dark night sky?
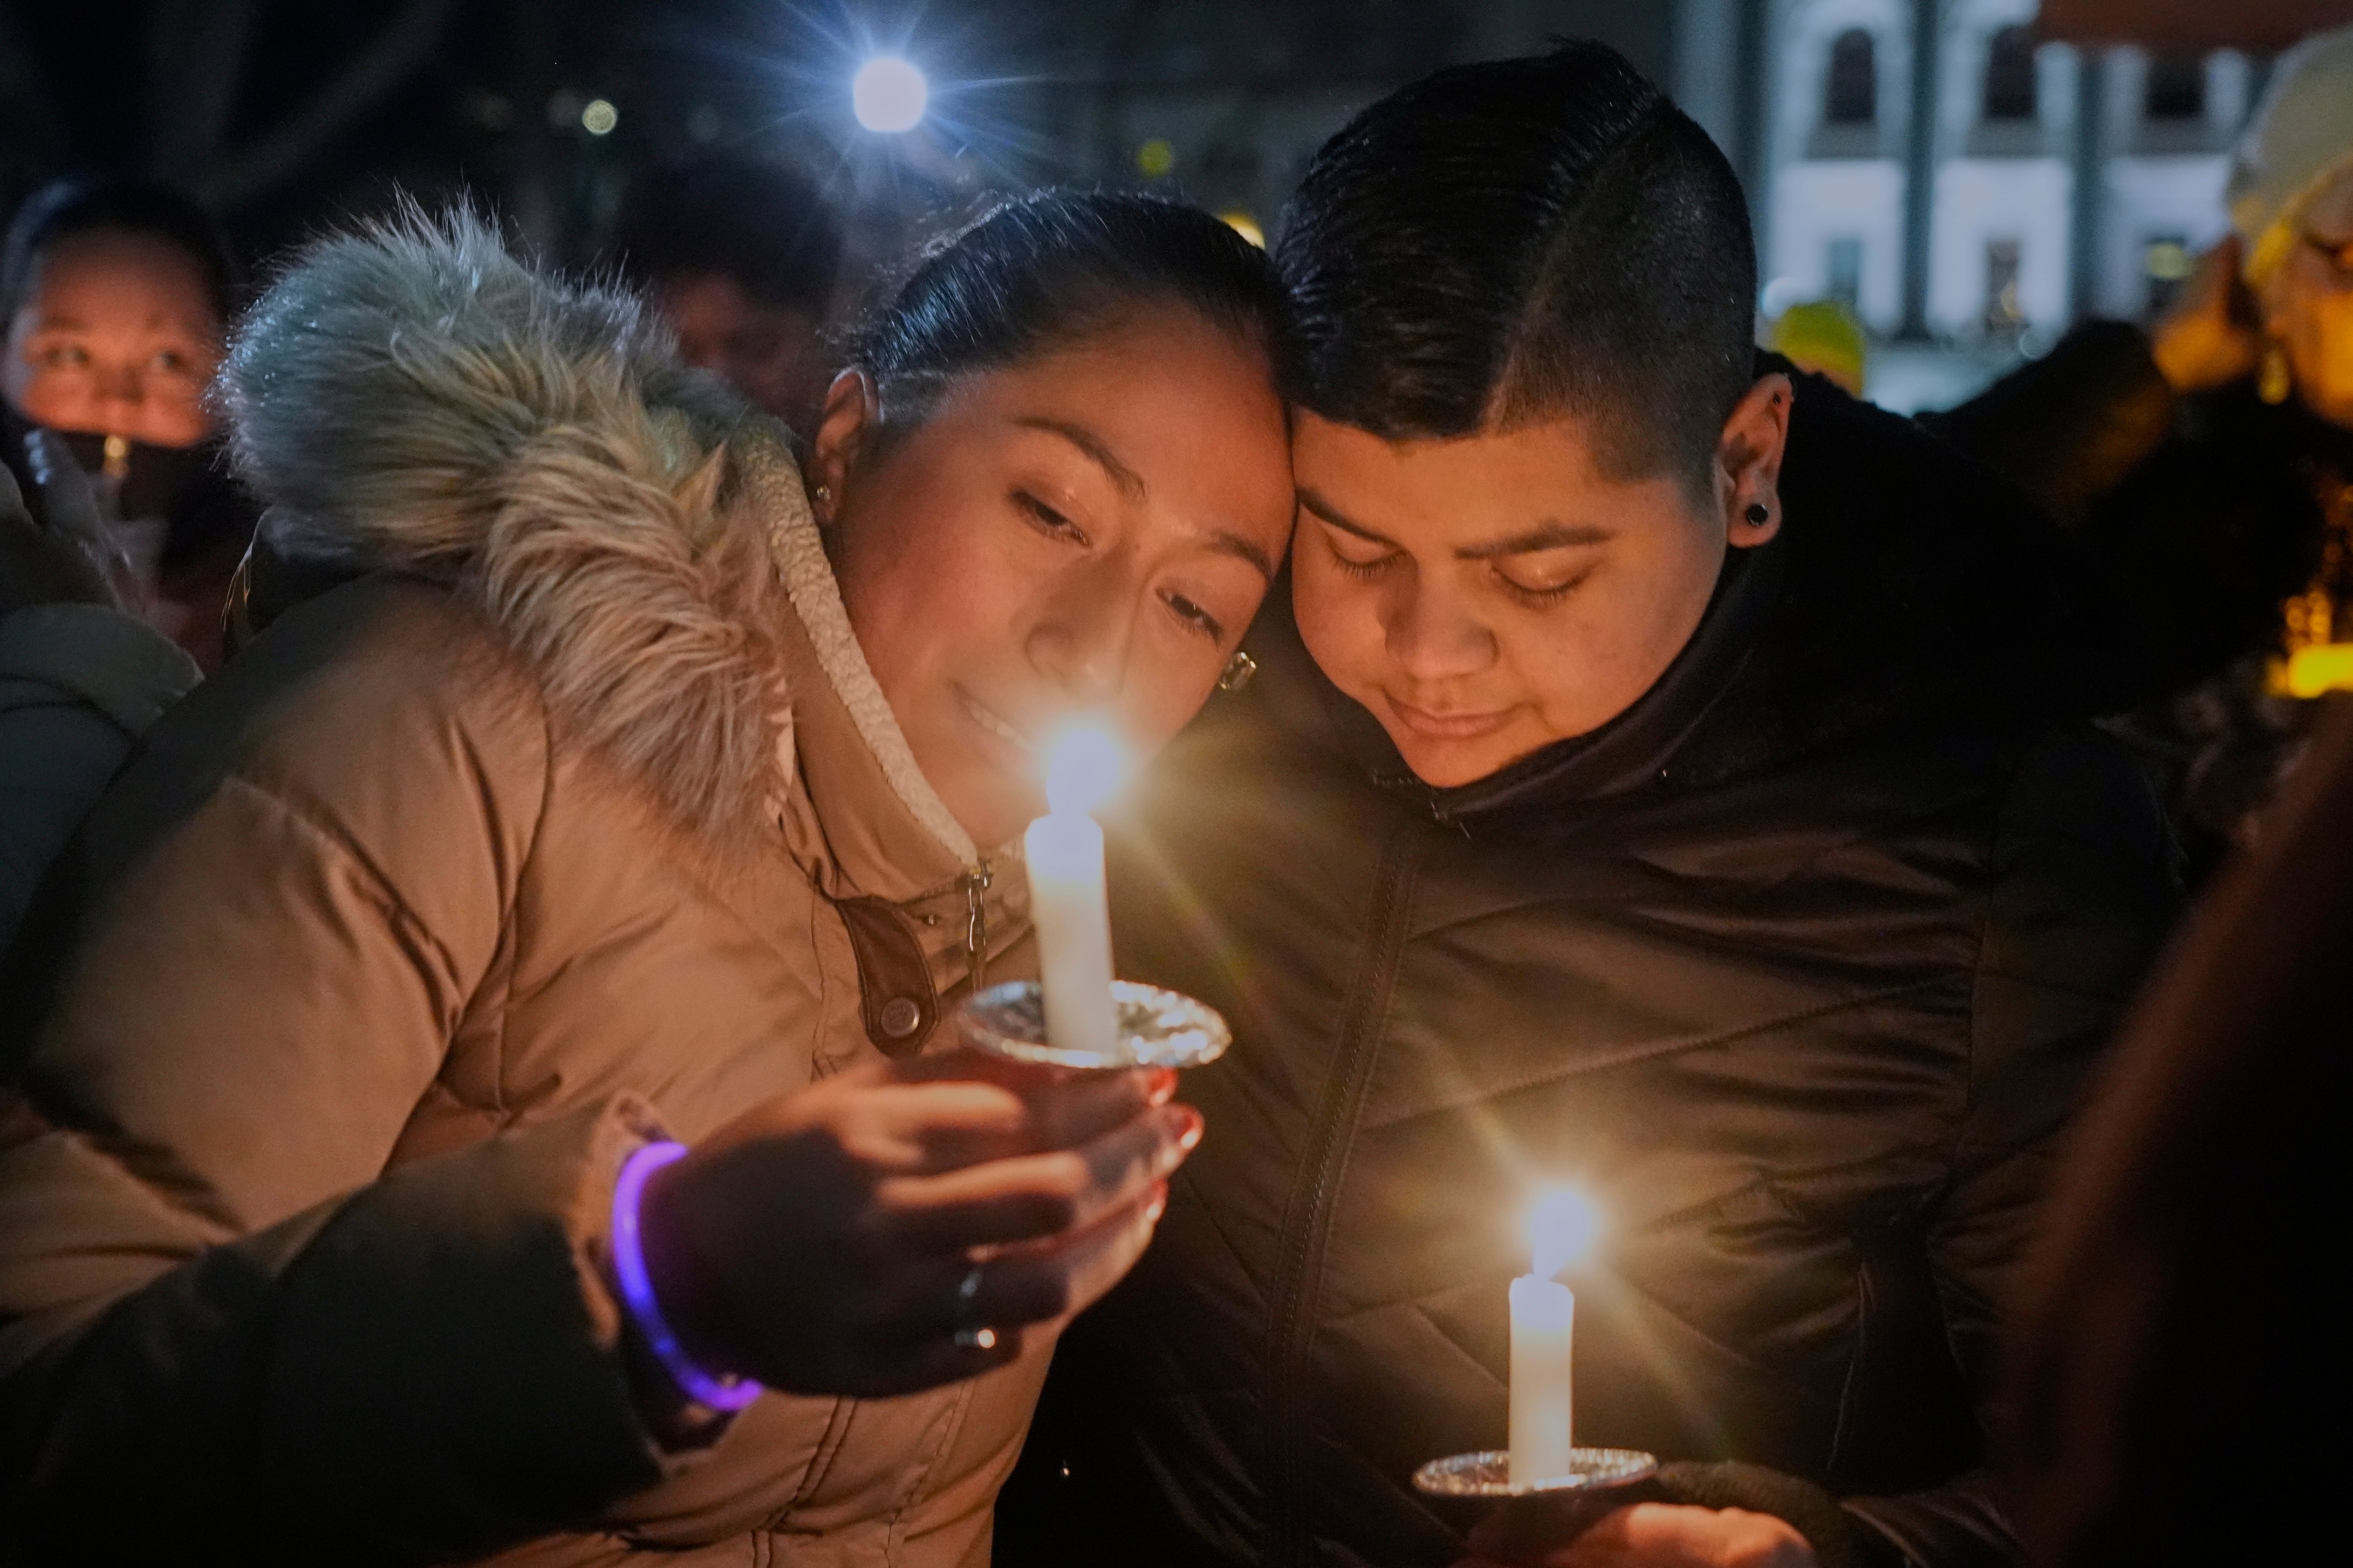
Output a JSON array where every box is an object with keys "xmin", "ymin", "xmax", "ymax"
[{"xmin": 0, "ymin": 2, "xmax": 1676, "ymax": 276}]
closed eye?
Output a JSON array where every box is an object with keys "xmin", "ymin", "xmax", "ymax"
[
  {"xmin": 1013, "ymin": 488, "xmax": 1089, "ymax": 546},
  {"xmin": 1162, "ymin": 589, "xmax": 1224, "ymax": 642},
  {"xmin": 1322, "ymin": 526, "xmax": 1399, "ymax": 579},
  {"xmin": 1491, "ymin": 561, "xmax": 1594, "ymax": 605}
]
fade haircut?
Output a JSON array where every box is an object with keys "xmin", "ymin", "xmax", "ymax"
[{"xmin": 1275, "ymin": 41, "xmax": 1758, "ymax": 495}]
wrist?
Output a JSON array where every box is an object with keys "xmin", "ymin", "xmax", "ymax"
[{"xmin": 610, "ymin": 1140, "xmax": 760, "ymax": 1412}]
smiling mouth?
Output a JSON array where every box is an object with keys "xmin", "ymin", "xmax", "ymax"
[
  {"xmin": 956, "ymin": 685, "xmax": 1036, "ymax": 756},
  {"xmin": 1383, "ymin": 695, "xmax": 1516, "ymax": 742}
]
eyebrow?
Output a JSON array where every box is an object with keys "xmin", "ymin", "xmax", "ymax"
[
  {"xmin": 1298, "ymin": 487, "xmax": 1612, "ymax": 560},
  {"xmin": 1204, "ymin": 528, "xmax": 1277, "ymax": 581},
  {"xmin": 1015, "ymin": 416, "xmax": 1145, "ymax": 501},
  {"xmin": 33, "ymin": 313, "xmax": 208, "ymax": 337},
  {"xmin": 1021, "ymin": 414, "xmax": 1275, "ymax": 580}
]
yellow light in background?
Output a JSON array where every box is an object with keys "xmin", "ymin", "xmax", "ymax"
[
  {"xmin": 581, "ymin": 98, "xmax": 618, "ymax": 136},
  {"xmin": 1527, "ymin": 1188, "xmax": 1598, "ymax": 1279},
  {"xmin": 1042, "ymin": 721, "xmax": 1129, "ymax": 817},
  {"xmin": 1136, "ymin": 138, "xmax": 1176, "ymax": 179},
  {"xmin": 2279, "ymin": 644, "xmax": 2353, "ymax": 697},
  {"xmin": 1220, "ymin": 211, "xmax": 1265, "ymax": 248},
  {"xmin": 2146, "ymin": 239, "xmax": 2192, "ymax": 281}
]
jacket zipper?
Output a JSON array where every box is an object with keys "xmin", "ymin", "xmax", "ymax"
[
  {"xmin": 1262, "ymin": 814, "xmax": 1428, "ymax": 1567},
  {"xmin": 958, "ymin": 863, "xmax": 993, "ymax": 991}
]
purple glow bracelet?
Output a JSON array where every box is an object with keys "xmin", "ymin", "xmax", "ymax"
[{"xmin": 610, "ymin": 1140, "xmax": 762, "ymax": 1412}]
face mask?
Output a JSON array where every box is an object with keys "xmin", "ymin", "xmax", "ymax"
[{"xmin": 51, "ymin": 428, "xmax": 214, "ymax": 525}]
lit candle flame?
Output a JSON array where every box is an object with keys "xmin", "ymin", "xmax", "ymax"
[
  {"xmin": 1528, "ymin": 1187, "xmax": 1598, "ymax": 1280},
  {"xmin": 1043, "ymin": 721, "xmax": 1128, "ymax": 817}
]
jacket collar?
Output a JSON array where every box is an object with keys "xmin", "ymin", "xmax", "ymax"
[{"xmin": 746, "ymin": 449, "xmax": 1004, "ymax": 903}]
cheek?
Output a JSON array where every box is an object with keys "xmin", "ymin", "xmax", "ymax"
[
  {"xmin": 1121, "ymin": 665, "xmax": 1223, "ymax": 764},
  {"xmin": 836, "ymin": 490, "xmax": 1023, "ymax": 693},
  {"xmin": 1291, "ymin": 553, "xmax": 1387, "ymax": 685},
  {"xmin": 2289, "ymin": 286, "xmax": 2353, "ymax": 397}
]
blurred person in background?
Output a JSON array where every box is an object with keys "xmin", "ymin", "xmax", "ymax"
[
  {"xmin": 1936, "ymin": 26, "xmax": 2353, "ymax": 876},
  {"xmin": 0, "ymin": 434, "xmax": 198, "ymax": 948},
  {"xmin": 608, "ymin": 153, "xmax": 846, "ymax": 436},
  {"xmin": 0, "ymin": 176, "xmax": 254, "ymax": 673},
  {"xmin": 2003, "ymin": 692, "xmax": 2352, "ymax": 1568},
  {"xmin": 0, "ymin": 192, "xmax": 1293, "ymax": 1565}
]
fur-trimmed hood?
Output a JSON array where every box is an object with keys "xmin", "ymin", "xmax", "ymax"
[{"xmin": 219, "ymin": 210, "xmax": 975, "ymax": 864}]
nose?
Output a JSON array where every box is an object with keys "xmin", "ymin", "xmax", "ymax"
[
  {"xmin": 1382, "ymin": 575, "xmax": 1495, "ymax": 684},
  {"xmin": 92, "ymin": 360, "xmax": 143, "ymax": 412},
  {"xmin": 1025, "ymin": 551, "xmax": 1142, "ymax": 703}
]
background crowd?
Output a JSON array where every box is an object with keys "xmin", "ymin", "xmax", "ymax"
[{"xmin": 0, "ymin": 6, "xmax": 2348, "ymax": 1568}]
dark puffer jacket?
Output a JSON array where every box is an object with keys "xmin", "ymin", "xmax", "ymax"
[{"xmin": 1004, "ymin": 373, "xmax": 2180, "ymax": 1568}]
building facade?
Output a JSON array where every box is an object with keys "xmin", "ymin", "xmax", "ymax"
[{"xmin": 1752, "ymin": 0, "xmax": 2255, "ymax": 343}]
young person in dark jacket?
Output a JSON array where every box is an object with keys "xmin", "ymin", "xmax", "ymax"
[{"xmin": 1002, "ymin": 43, "xmax": 2178, "ymax": 1568}]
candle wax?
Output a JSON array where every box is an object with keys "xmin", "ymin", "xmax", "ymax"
[
  {"xmin": 1024, "ymin": 808, "xmax": 1118, "ymax": 1059},
  {"xmin": 1508, "ymin": 1274, "xmax": 1574, "ymax": 1486}
]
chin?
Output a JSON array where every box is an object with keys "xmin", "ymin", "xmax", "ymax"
[{"xmin": 1388, "ymin": 733, "xmax": 1516, "ymax": 791}]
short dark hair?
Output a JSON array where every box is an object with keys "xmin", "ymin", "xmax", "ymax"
[
  {"xmin": 609, "ymin": 155, "xmax": 844, "ymax": 317},
  {"xmin": 850, "ymin": 191, "xmax": 1287, "ymax": 433},
  {"xmin": 1275, "ymin": 42, "xmax": 1757, "ymax": 491},
  {"xmin": 1, "ymin": 176, "xmax": 242, "ymax": 325}
]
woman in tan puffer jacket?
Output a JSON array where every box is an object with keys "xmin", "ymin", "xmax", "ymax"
[{"xmin": 0, "ymin": 196, "xmax": 1295, "ymax": 1565}]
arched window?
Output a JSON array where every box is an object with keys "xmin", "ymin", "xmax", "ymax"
[
  {"xmin": 1983, "ymin": 26, "xmax": 2037, "ymax": 121},
  {"xmin": 1825, "ymin": 29, "xmax": 1877, "ymax": 125},
  {"xmin": 2145, "ymin": 55, "xmax": 2206, "ymax": 120}
]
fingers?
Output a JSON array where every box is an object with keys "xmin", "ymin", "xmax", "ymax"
[
  {"xmin": 810, "ymin": 1077, "xmax": 1033, "ymax": 1173},
  {"xmin": 885, "ymin": 1177, "xmax": 1174, "ymax": 1342},
  {"xmin": 1027, "ymin": 1176, "xmax": 1170, "ymax": 1321},
  {"xmin": 1024, "ymin": 1067, "xmax": 1177, "ymax": 1151},
  {"xmin": 872, "ymin": 1100, "xmax": 1201, "ymax": 1251}
]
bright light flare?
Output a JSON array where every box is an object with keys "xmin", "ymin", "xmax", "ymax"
[
  {"xmin": 1043, "ymin": 722, "xmax": 1128, "ymax": 817},
  {"xmin": 581, "ymin": 99, "xmax": 618, "ymax": 136},
  {"xmin": 852, "ymin": 56, "xmax": 928, "ymax": 132},
  {"xmin": 1528, "ymin": 1188, "xmax": 1599, "ymax": 1279}
]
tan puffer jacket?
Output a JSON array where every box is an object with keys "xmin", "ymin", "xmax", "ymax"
[{"xmin": 0, "ymin": 217, "xmax": 1047, "ymax": 1565}]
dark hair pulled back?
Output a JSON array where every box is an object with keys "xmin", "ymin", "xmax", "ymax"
[
  {"xmin": 2, "ymin": 176, "xmax": 242, "ymax": 326},
  {"xmin": 850, "ymin": 191, "xmax": 1287, "ymax": 431}
]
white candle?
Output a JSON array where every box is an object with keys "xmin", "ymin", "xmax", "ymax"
[
  {"xmin": 1024, "ymin": 724, "xmax": 1125, "ymax": 1058},
  {"xmin": 1510, "ymin": 1188, "xmax": 1598, "ymax": 1486}
]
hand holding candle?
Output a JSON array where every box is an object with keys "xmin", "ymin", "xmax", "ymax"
[
  {"xmin": 1510, "ymin": 1187, "xmax": 1598, "ymax": 1487},
  {"xmin": 1024, "ymin": 723, "xmax": 1127, "ymax": 1058}
]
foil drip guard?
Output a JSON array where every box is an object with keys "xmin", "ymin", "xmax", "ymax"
[
  {"xmin": 958, "ymin": 980, "xmax": 1231, "ymax": 1070},
  {"xmin": 1412, "ymin": 1447, "xmax": 1659, "ymax": 1499}
]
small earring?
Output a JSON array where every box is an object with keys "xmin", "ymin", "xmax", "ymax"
[
  {"xmin": 1217, "ymin": 650, "xmax": 1257, "ymax": 692},
  {"xmin": 1744, "ymin": 502, "xmax": 1770, "ymax": 527},
  {"xmin": 2259, "ymin": 341, "xmax": 2292, "ymax": 405},
  {"xmin": 813, "ymin": 484, "xmax": 833, "ymax": 504}
]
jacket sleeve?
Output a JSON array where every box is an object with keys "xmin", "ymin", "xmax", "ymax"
[
  {"xmin": 1840, "ymin": 729, "xmax": 2181, "ymax": 1568},
  {"xmin": 1924, "ymin": 321, "xmax": 2176, "ymax": 532},
  {"xmin": 0, "ymin": 615, "xmax": 676, "ymax": 1563},
  {"xmin": 0, "ymin": 602, "xmax": 199, "ymax": 948}
]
